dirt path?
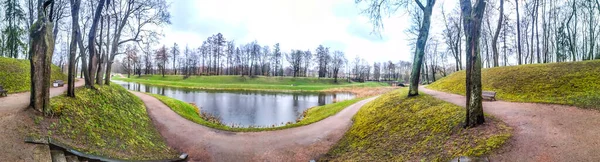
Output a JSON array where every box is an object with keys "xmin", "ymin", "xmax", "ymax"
[
  {"xmin": 131, "ymin": 91, "xmax": 378, "ymax": 162},
  {"xmin": 421, "ymin": 87, "xmax": 600, "ymax": 162},
  {"xmin": 0, "ymin": 80, "xmax": 84, "ymax": 162}
]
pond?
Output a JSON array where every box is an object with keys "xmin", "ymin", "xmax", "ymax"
[{"xmin": 113, "ymin": 80, "xmax": 355, "ymax": 127}]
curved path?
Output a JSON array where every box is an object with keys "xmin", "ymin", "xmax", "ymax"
[
  {"xmin": 0, "ymin": 80, "xmax": 84, "ymax": 162},
  {"xmin": 421, "ymin": 87, "xmax": 600, "ymax": 161},
  {"xmin": 131, "ymin": 91, "xmax": 377, "ymax": 162}
]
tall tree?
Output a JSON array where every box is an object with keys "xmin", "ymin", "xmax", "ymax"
[
  {"xmin": 155, "ymin": 45, "xmax": 169, "ymax": 77},
  {"xmin": 2, "ymin": 0, "xmax": 27, "ymax": 58},
  {"xmin": 86, "ymin": 0, "xmax": 107, "ymax": 89},
  {"xmin": 356, "ymin": 0, "xmax": 436, "ymax": 97},
  {"xmin": 171, "ymin": 42, "xmax": 179, "ymax": 75},
  {"xmin": 492, "ymin": 0, "xmax": 504, "ymax": 67},
  {"xmin": 460, "ymin": 0, "xmax": 486, "ymax": 128},
  {"xmin": 272, "ymin": 43, "xmax": 281, "ymax": 76},
  {"xmin": 104, "ymin": 0, "xmax": 171, "ymax": 85},
  {"xmin": 515, "ymin": 0, "xmax": 523, "ymax": 65},
  {"xmin": 67, "ymin": 0, "xmax": 80, "ymax": 97},
  {"xmin": 286, "ymin": 50, "xmax": 303, "ymax": 77},
  {"xmin": 331, "ymin": 51, "xmax": 346, "ymax": 83}
]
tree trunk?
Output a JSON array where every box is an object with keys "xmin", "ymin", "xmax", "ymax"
[
  {"xmin": 408, "ymin": 0, "xmax": 435, "ymax": 96},
  {"xmin": 461, "ymin": 0, "xmax": 486, "ymax": 128},
  {"xmin": 515, "ymin": 0, "xmax": 522, "ymax": 65},
  {"xmin": 87, "ymin": 0, "xmax": 106, "ymax": 87},
  {"xmin": 29, "ymin": 13, "xmax": 55, "ymax": 114},
  {"xmin": 492, "ymin": 0, "xmax": 504, "ymax": 67},
  {"xmin": 67, "ymin": 0, "xmax": 81, "ymax": 97}
]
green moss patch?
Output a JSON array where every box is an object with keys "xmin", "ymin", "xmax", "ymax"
[
  {"xmin": 44, "ymin": 84, "xmax": 178, "ymax": 160},
  {"xmin": 150, "ymin": 93, "xmax": 366, "ymax": 132},
  {"xmin": 0, "ymin": 57, "xmax": 66, "ymax": 93},
  {"xmin": 322, "ymin": 89, "xmax": 511, "ymax": 161},
  {"xmin": 428, "ymin": 60, "xmax": 600, "ymax": 109},
  {"xmin": 114, "ymin": 75, "xmax": 387, "ymax": 91}
]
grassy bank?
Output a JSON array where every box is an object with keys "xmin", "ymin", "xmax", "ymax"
[
  {"xmin": 114, "ymin": 75, "xmax": 388, "ymax": 91},
  {"xmin": 428, "ymin": 60, "xmax": 600, "ymax": 109},
  {"xmin": 0, "ymin": 57, "xmax": 66, "ymax": 93},
  {"xmin": 42, "ymin": 84, "xmax": 178, "ymax": 160},
  {"xmin": 322, "ymin": 89, "xmax": 511, "ymax": 161},
  {"xmin": 150, "ymin": 93, "xmax": 366, "ymax": 132}
]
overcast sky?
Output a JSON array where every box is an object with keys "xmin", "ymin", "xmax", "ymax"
[{"xmin": 160, "ymin": 0, "xmax": 459, "ymax": 63}]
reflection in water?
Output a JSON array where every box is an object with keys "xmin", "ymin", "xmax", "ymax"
[{"xmin": 113, "ymin": 80, "xmax": 354, "ymax": 127}]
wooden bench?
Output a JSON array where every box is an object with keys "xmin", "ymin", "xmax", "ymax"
[
  {"xmin": 482, "ymin": 91, "xmax": 497, "ymax": 101},
  {"xmin": 0, "ymin": 85, "xmax": 7, "ymax": 97},
  {"xmin": 53, "ymin": 80, "xmax": 65, "ymax": 87}
]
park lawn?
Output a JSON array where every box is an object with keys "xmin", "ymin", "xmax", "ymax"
[
  {"xmin": 322, "ymin": 88, "xmax": 511, "ymax": 161},
  {"xmin": 114, "ymin": 75, "xmax": 388, "ymax": 91},
  {"xmin": 149, "ymin": 93, "xmax": 367, "ymax": 132},
  {"xmin": 0, "ymin": 57, "xmax": 66, "ymax": 93},
  {"xmin": 428, "ymin": 60, "xmax": 600, "ymax": 109},
  {"xmin": 43, "ymin": 84, "xmax": 179, "ymax": 160}
]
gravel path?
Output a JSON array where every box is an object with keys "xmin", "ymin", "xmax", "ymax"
[
  {"xmin": 0, "ymin": 80, "xmax": 84, "ymax": 162},
  {"xmin": 421, "ymin": 87, "xmax": 600, "ymax": 161},
  {"xmin": 131, "ymin": 91, "xmax": 378, "ymax": 162}
]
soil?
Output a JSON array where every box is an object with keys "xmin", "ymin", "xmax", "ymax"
[
  {"xmin": 131, "ymin": 91, "xmax": 378, "ymax": 162},
  {"xmin": 421, "ymin": 87, "xmax": 600, "ymax": 162},
  {"xmin": 0, "ymin": 80, "xmax": 84, "ymax": 162}
]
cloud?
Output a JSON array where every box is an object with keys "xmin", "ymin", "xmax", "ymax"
[{"xmin": 160, "ymin": 0, "xmax": 415, "ymax": 63}]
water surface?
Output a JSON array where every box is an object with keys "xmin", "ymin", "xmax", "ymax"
[{"xmin": 113, "ymin": 80, "xmax": 354, "ymax": 127}]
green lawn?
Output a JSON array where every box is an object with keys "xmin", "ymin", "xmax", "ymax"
[
  {"xmin": 322, "ymin": 89, "xmax": 511, "ymax": 161},
  {"xmin": 44, "ymin": 84, "xmax": 179, "ymax": 160},
  {"xmin": 149, "ymin": 93, "xmax": 366, "ymax": 132},
  {"xmin": 428, "ymin": 60, "xmax": 600, "ymax": 109},
  {"xmin": 0, "ymin": 57, "xmax": 66, "ymax": 93},
  {"xmin": 114, "ymin": 75, "xmax": 388, "ymax": 91}
]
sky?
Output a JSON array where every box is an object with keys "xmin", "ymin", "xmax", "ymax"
[{"xmin": 160, "ymin": 0, "xmax": 458, "ymax": 63}]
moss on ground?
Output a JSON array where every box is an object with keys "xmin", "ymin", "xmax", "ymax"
[
  {"xmin": 150, "ymin": 93, "xmax": 366, "ymax": 132},
  {"xmin": 428, "ymin": 60, "xmax": 600, "ymax": 109},
  {"xmin": 322, "ymin": 89, "xmax": 511, "ymax": 161},
  {"xmin": 114, "ymin": 75, "xmax": 388, "ymax": 91},
  {"xmin": 0, "ymin": 57, "xmax": 66, "ymax": 93},
  {"xmin": 45, "ymin": 84, "xmax": 179, "ymax": 160}
]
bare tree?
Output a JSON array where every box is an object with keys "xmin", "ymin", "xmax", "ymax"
[{"xmin": 331, "ymin": 51, "xmax": 346, "ymax": 83}]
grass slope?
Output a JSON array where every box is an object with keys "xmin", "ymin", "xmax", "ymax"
[
  {"xmin": 114, "ymin": 75, "xmax": 387, "ymax": 91},
  {"xmin": 323, "ymin": 89, "xmax": 511, "ymax": 161},
  {"xmin": 0, "ymin": 57, "xmax": 66, "ymax": 93},
  {"xmin": 150, "ymin": 93, "xmax": 365, "ymax": 132},
  {"xmin": 45, "ymin": 84, "xmax": 178, "ymax": 160},
  {"xmin": 428, "ymin": 60, "xmax": 600, "ymax": 109}
]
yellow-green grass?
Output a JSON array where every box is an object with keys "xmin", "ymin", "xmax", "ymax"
[
  {"xmin": 45, "ymin": 84, "xmax": 178, "ymax": 160},
  {"xmin": 0, "ymin": 57, "xmax": 66, "ymax": 93},
  {"xmin": 322, "ymin": 89, "xmax": 511, "ymax": 161},
  {"xmin": 149, "ymin": 93, "xmax": 366, "ymax": 132},
  {"xmin": 114, "ymin": 75, "xmax": 388, "ymax": 92},
  {"xmin": 428, "ymin": 60, "xmax": 600, "ymax": 109}
]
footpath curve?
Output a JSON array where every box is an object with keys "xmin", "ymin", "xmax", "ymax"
[
  {"xmin": 421, "ymin": 87, "xmax": 600, "ymax": 161},
  {"xmin": 0, "ymin": 80, "xmax": 84, "ymax": 161},
  {"xmin": 131, "ymin": 91, "xmax": 377, "ymax": 162}
]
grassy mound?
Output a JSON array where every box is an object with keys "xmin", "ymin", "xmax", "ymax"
[
  {"xmin": 0, "ymin": 57, "xmax": 66, "ymax": 93},
  {"xmin": 428, "ymin": 60, "xmax": 600, "ymax": 109},
  {"xmin": 323, "ymin": 89, "xmax": 511, "ymax": 161},
  {"xmin": 44, "ymin": 84, "xmax": 178, "ymax": 160},
  {"xmin": 114, "ymin": 75, "xmax": 387, "ymax": 91},
  {"xmin": 150, "ymin": 93, "xmax": 365, "ymax": 132}
]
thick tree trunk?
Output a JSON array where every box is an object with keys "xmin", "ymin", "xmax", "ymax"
[
  {"xmin": 87, "ymin": 0, "xmax": 106, "ymax": 87},
  {"xmin": 461, "ymin": 0, "xmax": 486, "ymax": 128},
  {"xmin": 408, "ymin": 0, "xmax": 435, "ymax": 97},
  {"xmin": 29, "ymin": 16, "xmax": 55, "ymax": 113},
  {"xmin": 96, "ymin": 16, "xmax": 105, "ymax": 85},
  {"xmin": 492, "ymin": 0, "xmax": 503, "ymax": 67},
  {"xmin": 515, "ymin": 0, "xmax": 523, "ymax": 65}
]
